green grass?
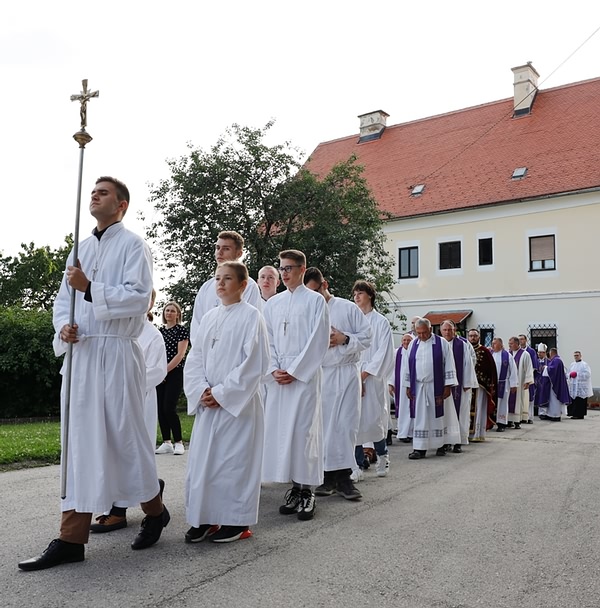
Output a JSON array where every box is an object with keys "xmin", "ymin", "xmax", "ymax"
[{"xmin": 0, "ymin": 412, "xmax": 195, "ymax": 469}]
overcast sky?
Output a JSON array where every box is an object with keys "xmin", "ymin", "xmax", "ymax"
[{"xmin": 2, "ymin": 1, "xmax": 599, "ymax": 287}]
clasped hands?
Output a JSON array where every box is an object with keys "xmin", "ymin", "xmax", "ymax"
[{"xmin": 201, "ymin": 388, "xmax": 220, "ymax": 409}]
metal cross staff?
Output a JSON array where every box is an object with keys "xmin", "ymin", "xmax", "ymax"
[{"xmin": 61, "ymin": 79, "xmax": 99, "ymax": 499}]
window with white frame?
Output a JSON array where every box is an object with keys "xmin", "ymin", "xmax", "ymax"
[
  {"xmin": 529, "ymin": 235, "xmax": 555, "ymax": 271},
  {"xmin": 439, "ymin": 240, "xmax": 461, "ymax": 270},
  {"xmin": 398, "ymin": 246, "xmax": 419, "ymax": 279}
]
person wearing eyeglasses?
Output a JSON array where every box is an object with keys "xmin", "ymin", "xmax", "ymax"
[
  {"xmin": 190, "ymin": 231, "xmax": 262, "ymax": 346},
  {"xmin": 261, "ymin": 250, "xmax": 330, "ymax": 521},
  {"xmin": 567, "ymin": 351, "xmax": 592, "ymax": 419}
]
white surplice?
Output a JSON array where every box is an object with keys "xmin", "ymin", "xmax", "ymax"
[
  {"xmin": 190, "ymin": 275, "xmax": 262, "ymax": 346},
  {"xmin": 493, "ymin": 349, "xmax": 518, "ymax": 426},
  {"xmin": 184, "ymin": 302, "xmax": 269, "ymax": 526},
  {"xmin": 402, "ymin": 335, "xmax": 458, "ymax": 452},
  {"xmin": 261, "ymin": 284, "xmax": 330, "ymax": 486},
  {"xmin": 53, "ymin": 222, "xmax": 160, "ymax": 514},
  {"xmin": 569, "ymin": 361, "xmax": 594, "ymax": 399},
  {"xmin": 320, "ymin": 297, "xmax": 371, "ymax": 471},
  {"xmin": 448, "ymin": 338, "xmax": 478, "ymax": 445},
  {"xmin": 509, "ymin": 350, "xmax": 534, "ymax": 423},
  {"xmin": 356, "ymin": 310, "xmax": 394, "ymax": 444}
]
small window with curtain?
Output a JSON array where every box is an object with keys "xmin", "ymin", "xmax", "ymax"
[{"xmin": 529, "ymin": 235, "xmax": 555, "ymax": 271}]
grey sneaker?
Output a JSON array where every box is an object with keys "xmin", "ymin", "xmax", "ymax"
[
  {"xmin": 297, "ymin": 489, "xmax": 316, "ymax": 520},
  {"xmin": 279, "ymin": 487, "xmax": 302, "ymax": 515}
]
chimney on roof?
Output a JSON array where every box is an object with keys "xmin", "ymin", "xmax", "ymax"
[
  {"xmin": 358, "ymin": 110, "xmax": 389, "ymax": 142},
  {"xmin": 511, "ymin": 62, "xmax": 539, "ymax": 116}
]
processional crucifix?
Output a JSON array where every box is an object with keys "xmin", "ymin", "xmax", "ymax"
[{"xmin": 61, "ymin": 79, "xmax": 99, "ymax": 499}]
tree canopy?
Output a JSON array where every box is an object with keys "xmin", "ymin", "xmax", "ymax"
[
  {"xmin": 0, "ymin": 237, "xmax": 72, "ymax": 311},
  {"xmin": 144, "ymin": 121, "xmax": 395, "ymax": 316}
]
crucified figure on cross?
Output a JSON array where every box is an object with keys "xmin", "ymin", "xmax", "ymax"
[{"xmin": 70, "ymin": 79, "xmax": 99, "ymax": 131}]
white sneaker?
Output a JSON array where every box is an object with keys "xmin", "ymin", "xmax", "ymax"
[
  {"xmin": 155, "ymin": 442, "xmax": 174, "ymax": 454},
  {"xmin": 173, "ymin": 442, "xmax": 185, "ymax": 455},
  {"xmin": 375, "ymin": 454, "xmax": 390, "ymax": 477},
  {"xmin": 350, "ymin": 468, "xmax": 364, "ymax": 482}
]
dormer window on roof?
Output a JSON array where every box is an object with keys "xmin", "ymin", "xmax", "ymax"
[
  {"xmin": 411, "ymin": 184, "xmax": 425, "ymax": 196},
  {"xmin": 512, "ymin": 167, "xmax": 527, "ymax": 180}
]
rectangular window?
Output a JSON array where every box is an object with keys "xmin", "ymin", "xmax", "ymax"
[
  {"xmin": 398, "ymin": 246, "xmax": 419, "ymax": 279},
  {"xmin": 529, "ymin": 235, "xmax": 555, "ymax": 271},
  {"xmin": 479, "ymin": 327, "xmax": 494, "ymax": 348},
  {"xmin": 529, "ymin": 326, "xmax": 557, "ymax": 352},
  {"xmin": 478, "ymin": 237, "xmax": 493, "ymax": 266},
  {"xmin": 439, "ymin": 241, "xmax": 461, "ymax": 270}
]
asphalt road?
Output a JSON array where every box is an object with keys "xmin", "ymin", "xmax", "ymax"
[{"xmin": 3, "ymin": 412, "xmax": 600, "ymax": 608}]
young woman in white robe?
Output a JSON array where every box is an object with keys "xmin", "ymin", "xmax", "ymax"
[{"xmin": 184, "ymin": 262, "xmax": 269, "ymax": 544}]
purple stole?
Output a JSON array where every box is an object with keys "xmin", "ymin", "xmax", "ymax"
[
  {"xmin": 451, "ymin": 338, "xmax": 465, "ymax": 416},
  {"xmin": 394, "ymin": 348, "xmax": 404, "ymax": 417},
  {"xmin": 408, "ymin": 335, "xmax": 445, "ymax": 419},
  {"xmin": 526, "ymin": 347, "xmax": 539, "ymax": 400},
  {"xmin": 508, "ymin": 349, "xmax": 523, "ymax": 413},
  {"xmin": 496, "ymin": 350, "xmax": 510, "ymax": 399}
]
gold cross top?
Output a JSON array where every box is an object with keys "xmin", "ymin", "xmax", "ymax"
[{"xmin": 70, "ymin": 79, "xmax": 99, "ymax": 131}]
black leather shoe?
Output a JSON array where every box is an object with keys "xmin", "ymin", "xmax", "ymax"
[
  {"xmin": 18, "ymin": 539, "xmax": 84, "ymax": 571},
  {"xmin": 436, "ymin": 447, "xmax": 446, "ymax": 456},
  {"xmin": 408, "ymin": 450, "xmax": 425, "ymax": 460},
  {"xmin": 131, "ymin": 506, "xmax": 170, "ymax": 550},
  {"xmin": 452, "ymin": 444, "xmax": 462, "ymax": 453}
]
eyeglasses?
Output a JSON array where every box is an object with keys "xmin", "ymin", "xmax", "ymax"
[{"xmin": 278, "ymin": 265, "xmax": 302, "ymax": 274}]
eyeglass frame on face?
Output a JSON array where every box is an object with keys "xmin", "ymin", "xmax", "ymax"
[{"xmin": 278, "ymin": 265, "xmax": 302, "ymax": 274}]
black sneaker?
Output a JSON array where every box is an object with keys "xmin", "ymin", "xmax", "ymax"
[
  {"xmin": 336, "ymin": 479, "xmax": 362, "ymax": 501},
  {"xmin": 18, "ymin": 539, "xmax": 84, "ymax": 571},
  {"xmin": 131, "ymin": 506, "xmax": 170, "ymax": 550},
  {"xmin": 210, "ymin": 526, "xmax": 252, "ymax": 543},
  {"xmin": 279, "ymin": 487, "xmax": 302, "ymax": 515},
  {"xmin": 297, "ymin": 489, "xmax": 316, "ymax": 521},
  {"xmin": 185, "ymin": 524, "xmax": 220, "ymax": 543},
  {"xmin": 315, "ymin": 477, "xmax": 336, "ymax": 497}
]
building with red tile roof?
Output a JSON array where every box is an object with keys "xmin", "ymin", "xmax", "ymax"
[{"xmin": 305, "ymin": 64, "xmax": 600, "ymax": 387}]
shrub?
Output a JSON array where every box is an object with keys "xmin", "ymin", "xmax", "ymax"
[{"xmin": 0, "ymin": 307, "xmax": 62, "ymax": 418}]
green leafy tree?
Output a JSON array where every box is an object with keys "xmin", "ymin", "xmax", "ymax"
[
  {"xmin": 0, "ymin": 237, "xmax": 72, "ymax": 311},
  {"xmin": 144, "ymin": 122, "xmax": 395, "ymax": 316}
]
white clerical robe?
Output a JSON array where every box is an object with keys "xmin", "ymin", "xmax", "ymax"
[
  {"xmin": 402, "ymin": 335, "xmax": 457, "ymax": 452},
  {"xmin": 357, "ymin": 310, "xmax": 394, "ymax": 444},
  {"xmin": 390, "ymin": 347, "xmax": 413, "ymax": 440},
  {"xmin": 113, "ymin": 319, "xmax": 167, "ymax": 509},
  {"xmin": 262, "ymin": 284, "xmax": 330, "ymax": 485},
  {"xmin": 184, "ymin": 302, "xmax": 269, "ymax": 526},
  {"xmin": 493, "ymin": 349, "xmax": 518, "ymax": 426},
  {"xmin": 53, "ymin": 222, "xmax": 159, "ymax": 514},
  {"xmin": 449, "ymin": 338, "xmax": 478, "ymax": 445},
  {"xmin": 569, "ymin": 361, "xmax": 594, "ymax": 399},
  {"xmin": 320, "ymin": 297, "xmax": 371, "ymax": 471},
  {"xmin": 190, "ymin": 275, "xmax": 262, "ymax": 346},
  {"xmin": 509, "ymin": 350, "xmax": 534, "ymax": 423},
  {"xmin": 139, "ymin": 320, "xmax": 168, "ymax": 445}
]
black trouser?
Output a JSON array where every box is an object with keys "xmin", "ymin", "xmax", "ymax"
[
  {"xmin": 156, "ymin": 366, "xmax": 183, "ymax": 443},
  {"xmin": 569, "ymin": 396, "xmax": 588, "ymax": 418}
]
